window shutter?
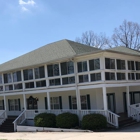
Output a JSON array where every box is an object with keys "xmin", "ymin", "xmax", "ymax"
[
  {"xmin": 8, "ymin": 99, "xmax": 10, "ymax": 111},
  {"xmin": 68, "ymin": 96, "xmax": 72, "ymax": 109},
  {"xmin": 2, "ymin": 100, "xmax": 4, "ymax": 110},
  {"xmin": 87, "ymin": 94, "xmax": 91, "ymax": 109},
  {"xmin": 59, "ymin": 96, "xmax": 62, "ymax": 109},
  {"xmin": 18, "ymin": 99, "xmax": 21, "ymax": 111},
  {"xmin": 44, "ymin": 97, "xmax": 48, "ymax": 109}
]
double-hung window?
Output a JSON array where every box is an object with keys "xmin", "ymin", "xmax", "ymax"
[
  {"xmin": 89, "ymin": 58, "xmax": 100, "ymax": 70},
  {"xmin": 13, "ymin": 71, "xmax": 21, "ymax": 82},
  {"xmin": 47, "ymin": 64, "xmax": 59, "ymax": 77},
  {"xmin": 34, "ymin": 66, "xmax": 45, "ymax": 79},
  {"xmin": 77, "ymin": 61, "xmax": 87, "ymax": 73},
  {"xmin": 61, "ymin": 61, "xmax": 74, "ymax": 75},
  {"xmin": 51, "ymin": 97, "xmax": 60, "ymax": 109},
  {"xmin": 116, "ymin": 59, "xmax": 125, "ymax": 70},
  {"xmin": 105, "ymin": 58, "xmax": 115, "ymax": 69},
  {"xmin": 23, "ymin": 69, "xmax": 33, "ymax": 81},
  {"xmin": 8, "ymin": 99, "xmax": 20, "ymax": 111}
]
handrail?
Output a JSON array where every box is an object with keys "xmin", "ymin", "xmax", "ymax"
[
  {"xmin": 0, "ymin": 110, "xmax": 7, "ymax": 125},
  {"xmin": 107, "ymin": 110, "xmax": 120, "ymax": 117},
  {"xmin": 13, "ymin": 110, "xmax": 26, "ymax": 124}
]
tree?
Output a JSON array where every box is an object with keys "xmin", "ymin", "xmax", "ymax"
[
  {"xmin": 75, "ymin": 30, "xmax": 111, "ymax": 49},
  {"xmin": 112, "ymin": 20, "xmax": 140, "ymax": 50}
]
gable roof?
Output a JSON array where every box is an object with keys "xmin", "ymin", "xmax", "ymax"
[
  {"xmin": 0, "ymin": 39, "xmax": 100, "ymax": 73},
  {"xmin": 107, "ymin": 46, "xmax": 140, "ymax": 56}
]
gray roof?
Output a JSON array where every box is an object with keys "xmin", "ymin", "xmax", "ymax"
[
  {"xmin": 0, "ymin": 39, "xmax": 100, "ymax": 73},
  {"xmin": 108, "ymin": 46, "xmax": 140, "ymax": 56}
]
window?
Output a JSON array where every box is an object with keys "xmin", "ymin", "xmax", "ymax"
[
  {"xmin": 36, "ymin": 80, "xmax": 46, "ymax": 87},
  {"xmin": 81, "ymin": 96, "xmax": 87, "ymax": 110},
  {"xmin": 62, "ymin": 76, "xmax": 75, "ymax": 85},
  {"xmin": 0, "ymin": 100, "xmax": 4, "ymax": 110},
  {"xmin": 61, "ymin": 61, "xmax": 74, "ymax": 75},
  {"xmin": 47, "ymin": 64, "xmax": 59, "ymax": 77},
  {"xmin": 4, "ymin": 73, "xmax": 12, "ymax": 83},
  {"xmin": 90, "ymin": 73, "xmax": 101, "ymax": 81},
  {"xmin": 0, "ymin": 75, "xmax": 2, "ymax": 84},
  {"xmin": 13, "ymin": 71, "xmax": 21, "ymax": 82},
  {"xmin": 117, "ymin": 73, "xmax": 125, "ymax": 80},
  {"xmin": 128, "ymin": 61, "xmax": 135, "ymax": 70},
  {"xmin": 5, "ymin": 85, "xmax": 13, "ymax": 91},
  {"xmin": 49, "ymin": 78, "xmax": 60, "ymax": 86},
  {"xmin": 71, "ymin": 96, "xmax": 77, "ymax": 109},
  {"xmin": 14, "ymin": 83, "xmax": 22, "ymax": 90},
  {"xmin": 25, "ymin": 82, "xmax": 34, "ymax": 88},
  {"xmin": 105, "ymin": 72, "xmax": 115, "ymax": 80},
  {"xmin": 105, "ymin": 58, "xmax": 115, "ymax": 69},
  {"xmin": 34, "ymin": 66, "xmax": 45, "ymax": 79},
  {"xmin": 77, "ymin": 61, "xmax": 87, "ymax": 72},
  {"xmin": 0, "ymin": 86, "xmax": 3, "ymax": 91},
  {"xmin": 89, "ymin": 58, "xmax": 100, "ymax": 71},
  {"xmin": 117, "ymin": 59, "xmax": 125, "ymax": 70},
  {"xmin": 128, "ymin": 73, "xmax": 135, "ymax": 80},
  {"xmin": 23, "ymin": 69, "xmax": 33, "ymax": 80},
  {"xmin": 9, "ymin": 99, "xmax": 20, "ymax": 111},
  {"xmin": 79, "ymin": 75, "xmax": 88, "ymax": 83},
  {"xmin": 135, "ymin": 61, "xmax": 140, "ymax": 70},
  {"xmin": 51, "ymin": 97, "xmax": 60, "ymax": 109},
  {"xmin": 136, "ymin": 73, "xmax": 140, "ymax": 80}
]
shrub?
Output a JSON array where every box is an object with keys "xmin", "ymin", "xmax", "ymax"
[
  {"xmin": 34, "ymin": 113, "xmax": 56, "ymax": 127},
  {"xmin": 56, "ymin": 112, "xmax": 79, "ymax": 128},
  {"xmin": 81, "ymin": 114, "xmax": 107, "ymax": 130}
]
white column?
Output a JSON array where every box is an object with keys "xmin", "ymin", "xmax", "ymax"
[
  {"xmin": 102, "ymin": 86, "xmax": 107, "ymax": 110},
  {"xmin": 4, "ymin": 96, "xmax": 6, "ymax": 110},
  {"xmin": 100, "ymin": 56, "xmax": 105, "ymax": 81},
  {"xmin": 126, "ymin": 86, "xmax": 130, "ymax": 117},
  {"xmin": 4, "ymin": 96, "xmax": 7, "ymax": 118},
  {"xmin": 23, "ymin": 94, "xmax": 26, "ymax": 110},
  {"xmin": 76, "ymin": 88, "xmax": 81, "ymax": 110},
  {"xmin": 47, "ymin": 92, "xmax": 51, "ymax": 110}
]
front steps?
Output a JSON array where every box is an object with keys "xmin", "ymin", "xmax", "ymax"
[
  {"xmin": 0, "ymin": 116, "xmax": 17, "ymax": 132},
  {"xmin": 119, "ymin": 117, "xmax": 138, "ymax": 128}
]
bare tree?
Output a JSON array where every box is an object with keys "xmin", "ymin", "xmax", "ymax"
[
  {"xmin": 75, "ymin": 30, "xmax": 111, "ymax": 49},
  {"xmin": 112, "ymin": 20, "xmax": 140, "ymax": 50}
]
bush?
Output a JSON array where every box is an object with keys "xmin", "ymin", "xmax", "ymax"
[
  {"xmin": 34, "ymin": 113, "xmax": 56, "ymax": 127},
  {"xmin": 56, "ymin": 112, "xmax": 79, "ymax": 128},
  {"xmin": 81, "ymin": 114, "xmax": 107, "ymax": 130}
]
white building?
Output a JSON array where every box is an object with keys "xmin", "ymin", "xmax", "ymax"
[{"xmin": 0, "ymin": 39, "xmax": 140, "ymax": 131}]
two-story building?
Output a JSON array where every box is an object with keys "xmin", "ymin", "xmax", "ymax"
[{"xmin": 0, "ymin": 39, "xmax": 140, "ymax": 130}]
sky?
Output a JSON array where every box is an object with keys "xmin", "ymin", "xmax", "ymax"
[{"xmin": 0, "ymin": 0, "xmax": 140, "ymax": 64}]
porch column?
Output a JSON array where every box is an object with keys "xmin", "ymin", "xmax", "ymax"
[
  {"xmin": 126, "ymin": 86, "xmax": 130, "ymax": 117},
  {"xmin": 3, "ymin": 96, "xmax": 7, "ymax": 118},
  {"xmin": 47, "ymin": 92, "xmax": 51, "ymax": 110},
  {"xmin": 102, "ymin": 86, "xmax": 107, "ymax": 110},
  {"xmin": 76, "ymin": 88, "xmax": 81, "ymax": 110},
  {"xmin": 23, "ymin": 94, "xmax": 26, "ymax": 110}
]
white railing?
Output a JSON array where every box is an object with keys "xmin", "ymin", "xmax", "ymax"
[
  {"xmin": 129, "ymin": 104, "xmax": 140, "ymax": 122},
  {"xmin": 13, "ymin": 110, "xmax": 26, "ymax": 131},
  {"xmin": 106, "ymin": 110, "xmax": 119, "ymax": 128},
  {"xmin": 13, "ymin": 109, "xmax": 120, "ymax": 131},
  {"xmin": 0, "ymin": 110, "xmax": 7, "ymax": 125}
]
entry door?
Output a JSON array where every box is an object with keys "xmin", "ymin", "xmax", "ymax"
[
  {"xmin": 107, "ymin": 93, "xmax": 116, "ymax": 113},
  {"xmin": 133, "ymin": 92, "xmax": 140, "ymax": 104},
  {"xmin": 123, "ymin": 92, "xmax": 132, "ymax": 112},
  {"xmin": 27, "ymin": 96, "xmax": 38, "ymax": 110}
]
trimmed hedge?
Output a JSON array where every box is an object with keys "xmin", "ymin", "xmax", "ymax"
[
  {"xmin": 56, "ymin": 112, "xmax": 79, "ymax": 128},
  {"xmin": 34, "ymin": 113, "xmax": 56, "ymax": 127},
  {"xmin": 81, "ymin": 114, "xmax": 107, "ymax": 130}
]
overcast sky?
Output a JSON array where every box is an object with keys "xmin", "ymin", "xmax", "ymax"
[{"xmin": 0, "ymin": 0, "xmax": 140, "ymax": 64}]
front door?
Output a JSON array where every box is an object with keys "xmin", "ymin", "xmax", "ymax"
[
  {"xmin": 27, "ymin": 96, "xmax": 38, "ymax": 110},
  {"xmin": 107, "ymin": 93, "xmax": 116, "ymax": 113},
  {"xmin": 133, "ymin": 92, "xmax": 140, "ymax": 104}
]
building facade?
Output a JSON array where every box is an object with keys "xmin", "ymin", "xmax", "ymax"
[{"xmin": 0, "ymin": 39, "xmax": 140, "ymax": 129}]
